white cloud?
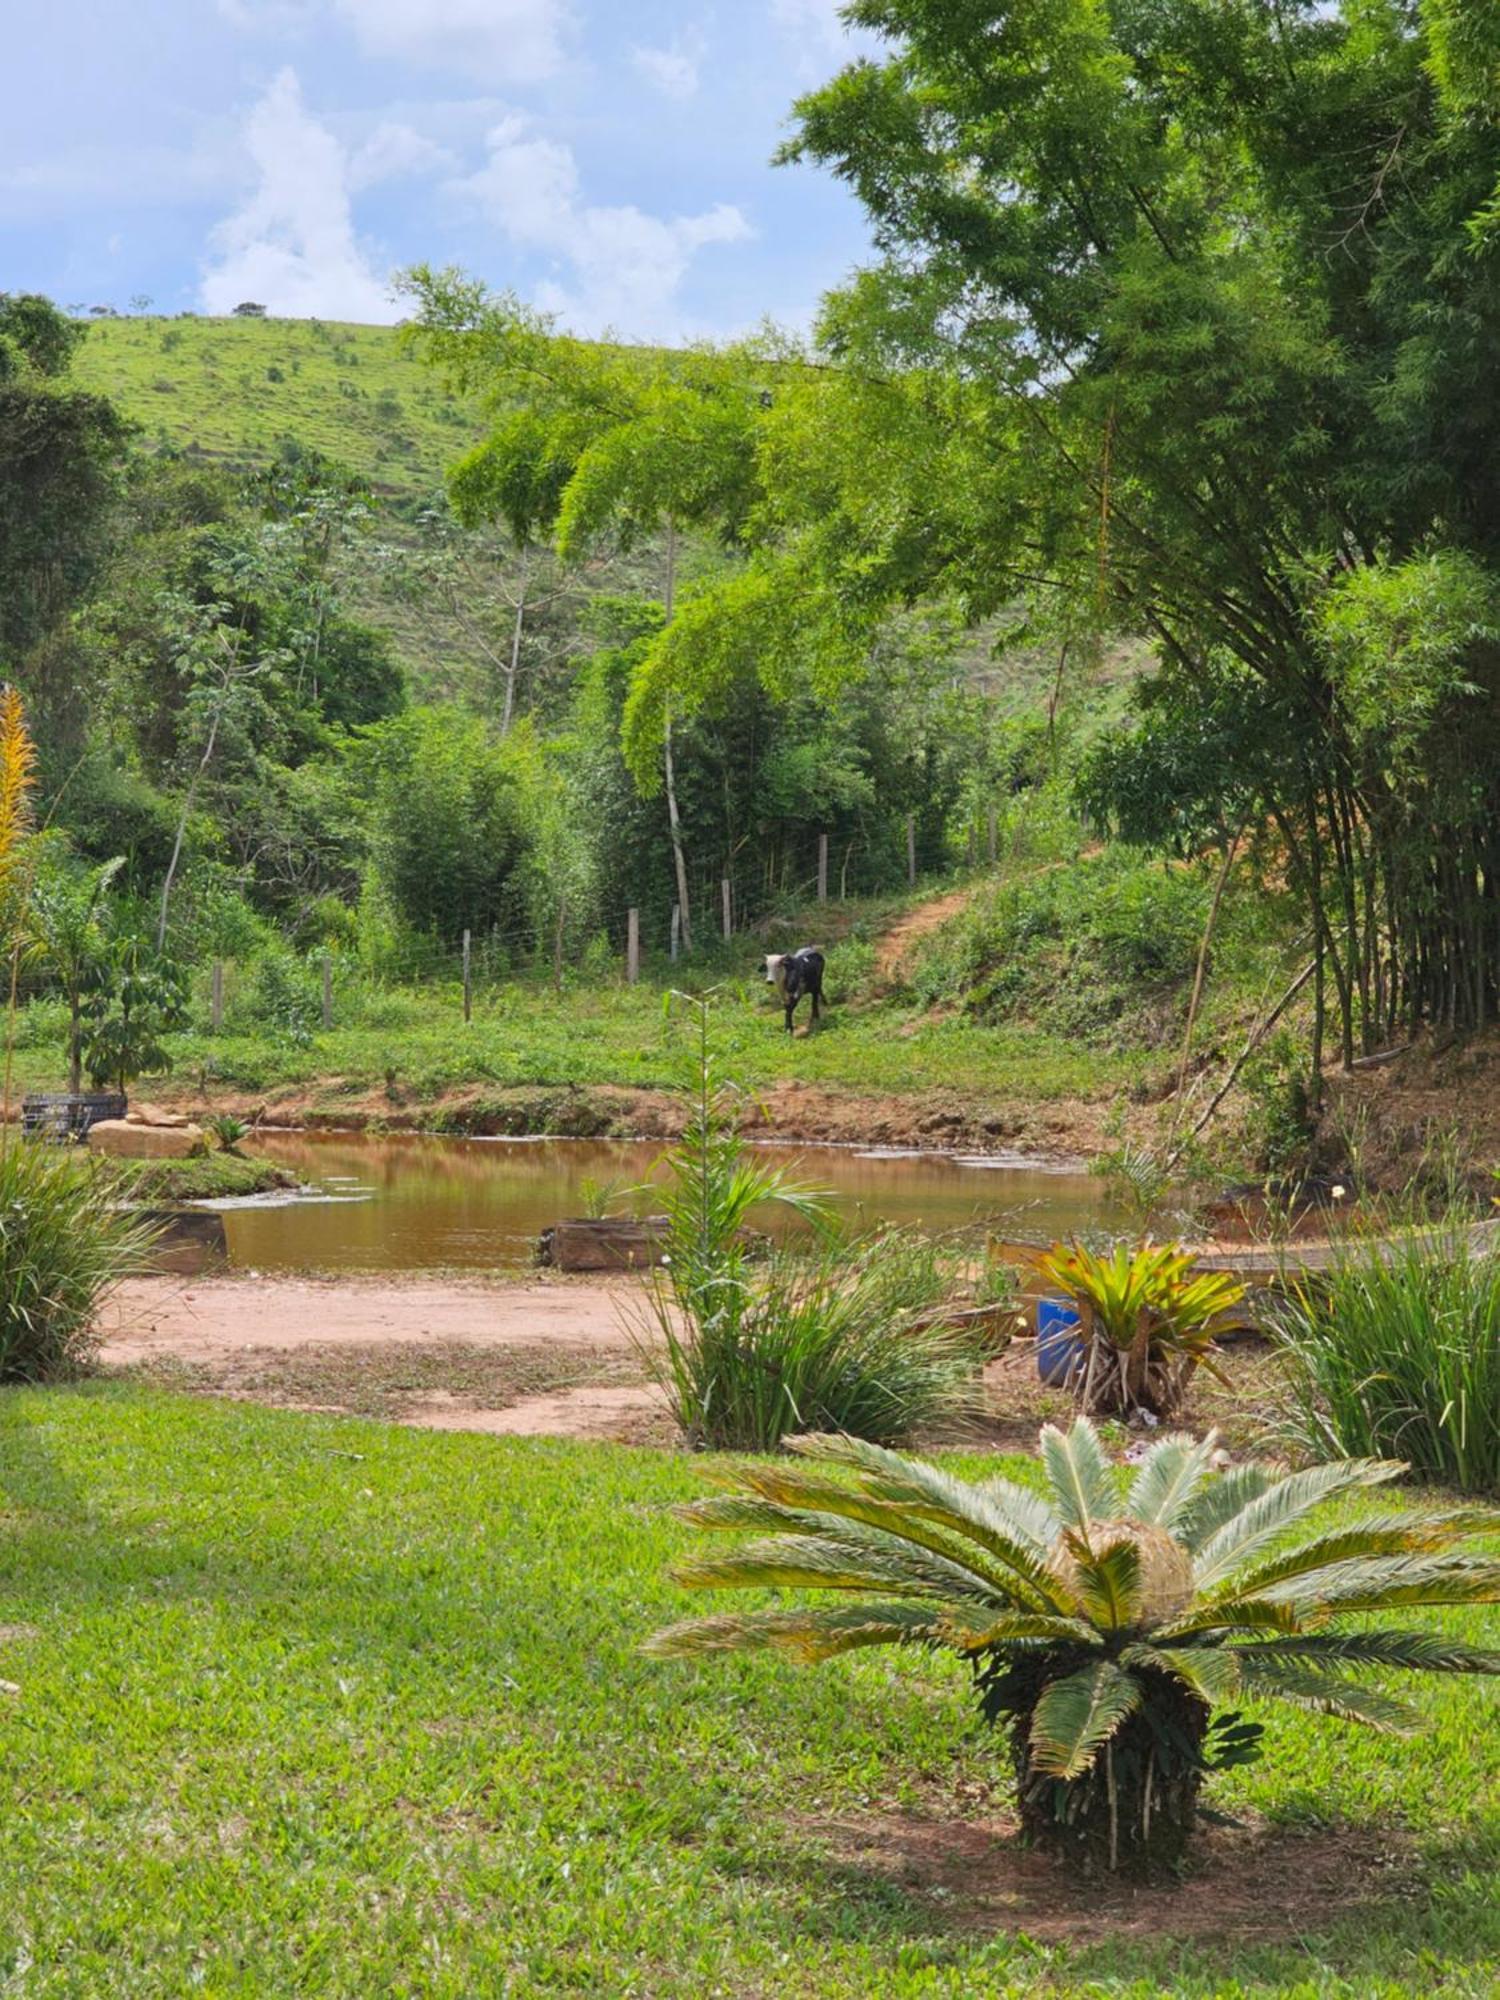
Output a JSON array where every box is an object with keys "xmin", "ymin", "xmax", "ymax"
[
  {"xmin": 219, "ymin": 0, "xmax": 569, "ymax": 76},
  {"xmin": 451, "ymin": 113, "xmax": 752, "ymax": 340},
  {"xmin": 200, "ymin": 70, "xmax": 396, "ymax": 320},
  {"xmin": 334, "ymin": 0, "xmax": 569, "ymax": 83},
  {"xmin": 350, "ymin": 120, "xmax": 457, "ymax": 190},
  {"xmin": 630, "ymin": 32, "xmax": 704, "ymax": 102}
]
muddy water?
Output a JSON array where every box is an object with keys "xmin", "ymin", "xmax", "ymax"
[{"xmin": 219, "ymin": 1132, "xmax": 1112, "ymax": 1274}]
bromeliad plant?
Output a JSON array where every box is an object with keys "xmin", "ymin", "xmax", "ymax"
[
  {"xmin": 646, "ymin": 1419, "xmax": 1500, "ymax": 1872},
  {"xmin": 1034, "ymin": 1240, "xmax": 1245, "ymax": 1419}
]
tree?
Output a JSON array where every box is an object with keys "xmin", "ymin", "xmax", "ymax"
[
  {"xmin": 30, "ymin": 850, "xmax": 123, "ymax": 1093},
  {"xmin": 401, "ymin": 270, "xmax": 766, "ymax": 951},
  {"xmin": 82, "ymin": 936, "xmax": 189, "ymax": 1096},
  {"xmin": 776, "ymin": 0, "xmax": 1500, "ymax": 1067},
  {"xmin": 0, "ymin": 295, "xmax": 127, "ymax": 665},
  {"xmin": 363, "ymin": 707, "xmax": 532, "ymax": 951}
]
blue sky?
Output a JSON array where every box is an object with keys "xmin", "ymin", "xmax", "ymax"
[{"xmin": 4, "ymin": 0, "xmax": 877, "ymax": 340}]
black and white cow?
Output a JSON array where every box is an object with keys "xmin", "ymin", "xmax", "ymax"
[{"xmin": 762, "ymin": 947, "xmax": 825, "ymax": 1034}]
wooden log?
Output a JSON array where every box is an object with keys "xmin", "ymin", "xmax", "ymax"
[{"xmin": 543, "ymin": 1216, "xmax": 669, "ymax": 1272}]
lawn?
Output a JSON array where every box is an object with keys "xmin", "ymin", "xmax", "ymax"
[{"xmin": 0, "ymin": 1386, "xmax": 1495, "ymax": 1996}]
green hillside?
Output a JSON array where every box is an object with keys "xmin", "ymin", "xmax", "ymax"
[{"xmin": 71, "ymin": 313, "xmax": 478, "ymax": 498}]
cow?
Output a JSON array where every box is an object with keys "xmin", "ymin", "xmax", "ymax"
[{"xmin": 762, "ymin": 947, "xmax": 825, "ymax": 1034}]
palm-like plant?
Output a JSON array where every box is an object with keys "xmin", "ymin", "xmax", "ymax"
[
  {"xmin": 646, "ymin": 1420, "xmax": 1500, "ymax": 1871},
  {"xmin": 1034, "ymin": 1240, "xmax": 1245, "ymax": 1418}
]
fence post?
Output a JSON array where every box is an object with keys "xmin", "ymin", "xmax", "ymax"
[
  {"xmin": 553, "ymin": 895, "xmax": 566, "ymax": 996},
  {"xmin": 817, "ymin": 832, "xmax": 828, "ymax": 903},
  {"xmin": 670, "ymin": 903, "xmax": 681, "ymax": 962},
  {"xmin": 987, "ymin": 808, "xmax": 998, "ymax": 866},
  {"xmin": 210, "ymin": 960, "xmax": 224, "ymax": 1034},
  {"xmin": 906, "ymin": 814, "xmax": 917, "ymax": 887},
  {"xmin": 462, "ymin": 928, "xmax": 472, "ymax": 1022},
  {"xmin": 966, "ymin": 823, "xmax": 977, "ymax": 869},
  {"xmin": 721, "ymin": 877, "xmax": 732, "ymax": 940},
  {"xmin": 626, "ymin": 907, "xmax": 639, "ymax": 985},
  {"xmin": 321, "ymin": 954, "xmax": 333, "ymax": 1032}
]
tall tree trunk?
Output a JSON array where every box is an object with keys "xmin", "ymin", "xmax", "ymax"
[
  {"xmin": 158, "ymin": 702, "xmax": 223, "ymax": 952},
  {"xmin": 501, "ymin": 550, "xmax": 528, "ymax": 738},
  {"xmin": 661, "ymin": 518, "xmax": 692, "ymax": 950}
]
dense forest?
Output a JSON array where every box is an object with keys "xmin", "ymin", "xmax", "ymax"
[{"xmin": 5, "ymin": 0, "xmax": 1500, "ymax": 1166}]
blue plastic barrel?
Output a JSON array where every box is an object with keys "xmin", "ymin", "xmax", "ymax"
[{"xmin": 1036, "ymin": 1297, "xmax": 1085, "ymax": 1387}]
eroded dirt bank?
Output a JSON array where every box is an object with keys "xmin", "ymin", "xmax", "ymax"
[{"xmin": 144, "ymin": 1077, "xmax": 1110, "ymax": 1162}]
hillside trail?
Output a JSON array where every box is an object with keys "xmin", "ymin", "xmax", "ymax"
[
  {"xmin": 872, "ymin": 885, "xmax": 978, "ymax": 983},
  {"xmin": 871, "ymin": 846, "xmax": 1109, "ymax": 987}
]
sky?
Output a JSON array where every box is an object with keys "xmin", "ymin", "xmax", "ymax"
[{"xmin": 2, "ymin": 0, "xmax": 879, "ymax": 342}]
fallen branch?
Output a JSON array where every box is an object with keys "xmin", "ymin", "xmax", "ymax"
[{"xmin": 1168, "ymin": 958, "xmax": 1317, "ymax": 1166}]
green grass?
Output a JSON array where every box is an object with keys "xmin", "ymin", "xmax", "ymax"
[
  {"xmin": 8, "ymin": 981, "xmax": 1146, "ymax": 1132},
  {"xmin": 72, "ymin": 315, "xmax": 474, "ymax": 500},
  {"xmin": 0, "ymin": 1387, "xmax": 1495, "ymax": 1995},
  {"xmin": 84, "ymin": 1151, "xmax": 296, "ymax": 1204}
]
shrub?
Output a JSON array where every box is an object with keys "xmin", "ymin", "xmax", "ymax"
[
  {"xmin": 642, "ymin": 1229, "xmax": 985, "ymax": 1451},
  {"xmin": 1034, "ymin": 1240, "xmax": 1244, "ymax": 1419},
  {"xmin": 0, "ymin": 1144, "xmax": 155, "ymax": 1380},
  {"xmin": 1268, "ymin": 1236, "xmax": 1500, "ymax": 1492},
  {"xmin": 636, "ymin": 996, "xmax": 985, "ymax": 1449},
  {"xmin": 909, "ymin": 850, "xmax": 1211, "ymax": 1042},
  {"xmin": 647, "ymin": 1419, "xmax": 1500, "ymax": 1872}
]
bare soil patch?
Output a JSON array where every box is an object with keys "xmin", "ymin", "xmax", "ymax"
[
  {"xmin": 101, "ymin": 1273, "xmax": 1280, "ymax": 1451},
  {"xmin": 873, "ymin": 887, "xmax": 977, "ymax": 984},
  {"xmin": 799, "ymin": 1802, "xmax": 1413, "ymax": 1946}
]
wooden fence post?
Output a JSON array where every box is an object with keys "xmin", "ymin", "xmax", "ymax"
[
  {"xmin": 987, "ymin": 808, "xmax": 998, "ymax": 866},
  {"xmin": 626, "ymin": 908, "xmax": 639, "ymax": 985},
  {"xmin": 817, "ymin": 832, "xmax": 828, "ymax": 903},
  {"xmin": 906, "ymin": 814, "xmax": 917, "ymax": 887},
  {"xmin": 321, "ymin": 954, "xmax": 333, "ymax": 1032},
  {"xmin": 553, "ymin": 896, "xmax": 566, "ymax": 996},
  {"xmin": 721, "ymin": 877, "xmax": 733, "ymax": 940},
  {"xmin": 210, "ymin": 960, "xmax": 224, "ymax": 1034},
  {"xmin": 670, "ymin": 903, "xmax": 681, "ymax": 962},
  {"xmin": 462, "ymin": 929, "xmax": 472, "ymax": 1022}
]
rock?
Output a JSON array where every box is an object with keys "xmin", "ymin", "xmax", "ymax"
[
  {"xmin": 124, "ymin": 1101, "xmax": 194, "ymax": 1129},
  {"xmin": 89, "ymin": 1119, "xmax": 206, "ymax": 1160}
]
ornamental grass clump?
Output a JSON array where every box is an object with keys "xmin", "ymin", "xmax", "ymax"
[
  {"xmin": 1034, "ymin": 1240, "xmax": 1245, "ymax": 1419},
  {"xmin": 1267, "ymin": 1235, "xmax": 1500, "ymax": 1493},
  {"xmin": 636, "ymin": 993, "xmax": 986, "ymax": 1450},
  {"xmin": 0, "ymin": 1144, "xmax": 156, "ymax": 1380},
  {"xmin": 646, "ymin": 1419, "xmax": 1500, "ymax": 1873}
]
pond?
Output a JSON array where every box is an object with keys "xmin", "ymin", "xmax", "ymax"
[{"xmin": 214, "ymin": 1131, "xmax": 1115, "ymax": 1274}]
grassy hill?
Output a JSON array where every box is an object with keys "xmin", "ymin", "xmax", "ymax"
[{"xmin": 72, "ymin": 313, "xmax": 477, "ymax": 500}]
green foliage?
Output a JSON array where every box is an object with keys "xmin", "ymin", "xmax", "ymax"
[
  {"xmin": 205, "ymin": 1112, "xmax": 249, "ymax": 1155},
  {"xmin": 911, "ymin": 847, "xmax": 1215, "ymax": 1045},
  {"xmin": 648, "ymin": 1418, "xmax": 1500, "ymax": 1871},
  {"xmin": 0, "ymin": 1141, "xmax": 154, "ymax": 1380},
  {"xmin": 1034, "ymin": 1241, "xmax": 1245, "ymax": 1420},
  {"xmin": 363, "ymin": 707, "xmax": 531, "ymax": 950},
  {"xmin": 82, "ymin": 936, "xmax": 190, "ymax": 1093},
  {"xmin": 636, "ymin": 996, "xmax": 981, "ymax": 1450},
  {"xmin": 1269, "ymin": 1236, "xmax": 1500, "ymax": 1494}
]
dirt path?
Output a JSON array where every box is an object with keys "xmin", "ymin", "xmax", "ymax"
[{"xmin": 873, "ymin": 886, "xmax": 977, "ymax": 982}]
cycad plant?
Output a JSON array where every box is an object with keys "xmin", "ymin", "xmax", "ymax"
[
  {"xmin": 1034, "ymin": 1240, "xmax": 1245, "ymax": 1419},
  {"xmin": 646, "ymin": 1419, "xmax": 1500, "ymax": 1871}
]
